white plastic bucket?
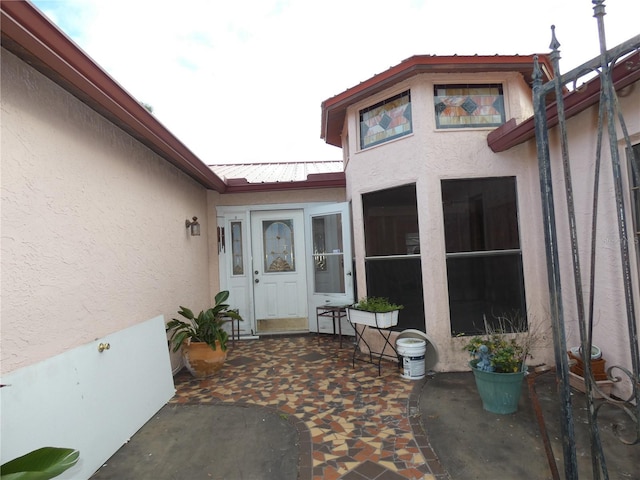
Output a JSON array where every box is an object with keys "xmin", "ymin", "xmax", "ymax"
[{"xmin": 396, "ymin": 337, "xmax": 426, "ymax": 380}]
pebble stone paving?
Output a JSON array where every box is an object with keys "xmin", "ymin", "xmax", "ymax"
[{"xmin": 170, "ymin": 334, "xmax": 447, "ymax": 480}]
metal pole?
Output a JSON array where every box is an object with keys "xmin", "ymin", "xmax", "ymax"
[{"xmin": 532, "ymin": 54, "xmax": 578, "ymax": 479}]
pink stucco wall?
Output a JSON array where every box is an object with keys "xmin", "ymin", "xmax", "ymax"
[
  {"xmin": 1, "ymin": 49, "xmax": 212, "ymax": 374},
  {"xmin": 546, "ymin": 80, "xmax": 640, "ymax": 397},
  {"xmin": 343, "ymin": 68, "xmax": 639, "ymax": 397},
  {"xmin": 343, "ymin": 72, "xmax": 560, "ymax": 373}
]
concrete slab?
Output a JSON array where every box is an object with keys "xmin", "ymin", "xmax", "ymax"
[
  {"xmin": 420, "ymin": 371, "xmax": 638, "ymax": 479},
  {"xmin": 90, "ymin": 404, "xmax": 299, "ymax": 480}
]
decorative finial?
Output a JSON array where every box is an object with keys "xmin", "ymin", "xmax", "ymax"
[
  {"xmin": 532, "ymin": 55, "xmax": 542, "ymax": 86},
  {"xmin": 549, "ymin": 25, "xmax": 560, "ymax": 52},
  {"xmin": 592, "ymin": 0, "xmax": 605, "ymax": 18}
]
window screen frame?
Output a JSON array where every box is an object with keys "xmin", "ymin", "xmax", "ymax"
[{"xmin": 441, "ymin": 176, "xmax": 527, "ymax": 336}]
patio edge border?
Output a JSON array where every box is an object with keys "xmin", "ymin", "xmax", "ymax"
[{"xmin": 408, "ymin": 375, "xmax": 452, "ymax": 479}]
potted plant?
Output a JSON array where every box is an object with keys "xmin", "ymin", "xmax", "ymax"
[
  {"xmin": 346, "ymin": 297, "xmax": 403, "ymax": 328},
  {"xmin": 463, "ymin": 314, "xmax": 536, "ymax": 414},
  {"xmin": 0, "ymin": 447, "xmax": 79, "ymax": 479},
  {"xmin": 166, "ymin": 290, "xmax": 243, "ymax": 378}
]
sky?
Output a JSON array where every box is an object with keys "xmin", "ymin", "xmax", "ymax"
[{"xmin": 31, "ymin": 0, "xmax": 639, "ymax": 165}]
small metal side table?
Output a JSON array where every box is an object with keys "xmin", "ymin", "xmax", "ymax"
[
  {"xmin": 316, "ymin": 304, "xmax": 349, "ymax": 348},
  {"xmin": 223, "ymin": 314, "xmax": 241, "ymax": 348}
]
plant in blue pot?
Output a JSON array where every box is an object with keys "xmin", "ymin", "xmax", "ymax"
[{"xmin": 463, "ymin": 315, "xmax": 537, "ymax": 414}]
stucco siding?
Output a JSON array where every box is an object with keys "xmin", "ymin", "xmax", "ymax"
[
  {"xmin": 545, "ymin": 80, "xmax": 640, "ymax": 397},
  {"xmin": 1, "ymin": 49, "xmax": 211, "ymax": 374},
  {"xmin": 344, "ymin": 72, "xmax": 554, "ymax": 372}
]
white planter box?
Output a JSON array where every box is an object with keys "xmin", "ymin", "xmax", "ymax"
[{"xmin": 346, "ymin": 308, "xmax": 399, "ymax": 328}]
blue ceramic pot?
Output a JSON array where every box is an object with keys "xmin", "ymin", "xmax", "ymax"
[{"xmin": 470, "ymin": 363, "xmax": 525, "ymax": 414}]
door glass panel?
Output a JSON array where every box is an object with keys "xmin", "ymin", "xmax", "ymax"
[
  {"xmin": 231, "ymin": 221, "xmax": 244, "ymax": 275},
  {"xmin": 263, "ymin": 219, "xmax": 295, "ymax": 272},
  {"xmin": 312, "ymin": 213, "xmax": 345, "ymax": 293}
]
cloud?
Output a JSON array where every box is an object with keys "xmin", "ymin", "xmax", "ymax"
[{"xmin": 31, "ymin": 0, "xmax": 640, "ymax": 164}]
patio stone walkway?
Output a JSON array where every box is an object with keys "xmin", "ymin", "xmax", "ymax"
[{"xmin": 170, "ymin": 334, "xmax": 447, "ymax": 480}]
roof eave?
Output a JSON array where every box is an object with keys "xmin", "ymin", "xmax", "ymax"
[
  {"xmin": 223, "ymin": 172, "xmax": 346, "ymax": 194},
  {"xmin": 488, "ymin": 48, "xmax": 640, "ymax": 152},
  {"xmin": 1, "ymin": 1, "xmax": 227, "ymax": 192}
]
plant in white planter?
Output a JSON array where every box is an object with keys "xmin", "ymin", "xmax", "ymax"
[{"xmin": 347, "ymin": 297, "xmax": 403, "ymax": 328}]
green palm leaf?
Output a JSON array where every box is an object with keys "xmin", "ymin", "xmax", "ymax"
[{"xmin": 1, "ymin": 447, "xmax": 79, "ymax": 480}]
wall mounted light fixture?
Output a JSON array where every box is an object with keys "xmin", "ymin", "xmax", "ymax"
[{"xmin": 185, "ymin": 216, "xmax": 201, "ymax": 236}]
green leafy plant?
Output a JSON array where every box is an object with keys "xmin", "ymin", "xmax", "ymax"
[
  {"xmin": 463, "ymin": 313, "xmax": 537, "ymax": 373},
  {"xmin": 352, "ymin": 297, "xmax": 403, "ymax": 313},
  {"xmin": 1, "ymin": 447, "xmax": 79, "ymax": 480},
  {"xmin": 166, "ymin": 290, "xmax": 243, "ymax": 353}
]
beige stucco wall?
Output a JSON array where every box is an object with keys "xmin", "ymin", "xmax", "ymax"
[
  {"xmin": 1, "ymin": 49, "xmax": 212, "ymax": 375},
  {"xmin": 545, "ymin": 79, "xmax": 640, "ymax": 397},
  {"xmin": 344, "ymin": 72, "xmax": 554, "ymax": 372}
]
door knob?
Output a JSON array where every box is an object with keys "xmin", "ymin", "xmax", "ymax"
[{"xmin": 255, "ymin": 279, "xmax": 259, "ymax": 283}]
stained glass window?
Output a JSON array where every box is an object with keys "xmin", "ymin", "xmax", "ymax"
[
  {"xmin": 360, "ymin": 91, "xmax": 412, "ymax": 149},
  {"xmin": 231, "ymin": 221, "xmax": 244, "ymax": 275},
  {"xmin": 434, "ymin": 84, "xmax": 505, "ymax": 128},
  {"xmin": 263, "ymin": 220, "xmax": 295, "ymax": 272}
]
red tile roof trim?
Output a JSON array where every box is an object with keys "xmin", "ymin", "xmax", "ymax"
[
  {"xmin": 320, "ymin": 54, "xmax": 554, "ymax": 147},
  {"xmin": 488, "ymin": 50, "xmax": 640, "ymax": 152}
]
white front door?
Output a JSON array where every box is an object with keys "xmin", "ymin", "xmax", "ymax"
[
  {"xmin": 307, "ymin": 202, "xmax": 355, "ymax": 335},
  {"xmin": 251, "ymin": 210, "xmax": 308, "ymax": 333}
]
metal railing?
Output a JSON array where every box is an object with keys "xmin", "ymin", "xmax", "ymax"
[{"xmin": 532, "ymin": 1, "xmax": 640, "ymax": 478}]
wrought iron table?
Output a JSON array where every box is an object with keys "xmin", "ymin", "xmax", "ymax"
[
  {"xmin": 315, "ymin": 304, "xmax": 349, "ymax": 348},
  {"xmin": 346, "ymin": 310, "xmax": 400, "ymax": 376}
]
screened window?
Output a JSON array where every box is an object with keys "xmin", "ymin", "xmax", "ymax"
[
  {"xmin": 362, "ymin": 184, "xmax": 424, "ymax": 331},
  {"xmin": 442, "ymin": 177, "xmax": 527, "ymax": 335},
  {"xmin": 360, "ymin": 91, "xmax": 412, "ymax": 149},
  {"xmin": 434, "ymin": 84, "xmax": 505, "ymax": 129}
]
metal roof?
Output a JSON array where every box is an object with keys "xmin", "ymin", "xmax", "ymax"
[
  {"xmin": 210, "ymin": 161, "xmax": 344, "ymax": 183},
  {"xmin": 208, "ymin": 161, "xmax": 345, "ymax": 193}
]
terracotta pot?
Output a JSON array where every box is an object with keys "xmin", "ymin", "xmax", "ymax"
[{"xmin": 182, "ymin": 341, "xmax": 227, "ymax": 378}]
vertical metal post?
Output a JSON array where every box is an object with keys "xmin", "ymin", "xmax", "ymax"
[
  {"xmin": 593, "ymin": 0, "xmax": 640, "ymax": 437},
  {"xmin": 532, "ymin": 54, "xmax": 579, "ymax": 479},
  {"xmin": 548, "ymin": 24, "xmax": 608, "ymax": 479},
  {"xmin": 532, "ymin": 2, "xmax": 640, "ymax": 477}
]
